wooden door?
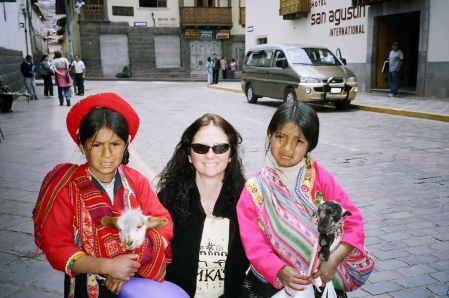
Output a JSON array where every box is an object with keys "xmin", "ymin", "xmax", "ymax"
[{"xmin": 375, "ymin": 12, "xmax": 420, "ymax": 89}]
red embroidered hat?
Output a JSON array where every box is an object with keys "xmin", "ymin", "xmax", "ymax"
[{"xmin": 66, "ymin": 92, "xmax": 140, "ymax": 144}]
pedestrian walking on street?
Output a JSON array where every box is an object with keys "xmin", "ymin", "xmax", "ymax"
[
  {"xmin": 387, "ymin": 41, "xmax": 404, "ymax": 97},
  {"xmin": 40, "ymin": 55, "xmax": 54, "ymax": 98},
  {"xmin": 20, "ymin": 55, "xmax": 38, "ymax": 100},
  {"xmin": 229, "ymin": 58, "xmax": 236, "ymax": 79},
  {"xmin": 221, "ymin": 56, "xmax": 228, "ymax": 79},
  {"xmin": 157, "ymin": 113, "xmax": 250, "ymax": 298},
  {"xmin": 205, "ymin": 57, "xmax": 213, "ymax": 85},
  {"xmin": 237, "ymin": 102, "xmax": 375, "ymax": 298},
  {"xmin": 52, "ymin": 50, "xmax": 73, "ymax": 106},
  {"xmin": 32, "ymin": 93, "xmax": 174, "ymax": 297},
  {"xmin": 72, "ymin": 54, "xmax": 86, "ymax": 96},
  {"xmin": 212, "ymin": 53, "xmax": 220, "ymax": 84}
]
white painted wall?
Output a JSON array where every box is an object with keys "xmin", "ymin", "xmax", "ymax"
[
  {"xmin": 245, "ymin": 0, "xmax": 368, "ymax": 63},
  {"xmin": 427, "ymin": 0, "xmax": 449, "ymax": 62},
  {"xmin": 231, "ymin": 0, "xmax": 245, "ymax": 35},
  {"xmin": 106, "ymin": 0, "xmax": 244, "ymax": 34},
  {"xmin": 0, "ymin": 1, "xmax": 23, "ymax": 51},
  {"xmin": 108, "ymin": 0, "xmax": 180, "ymax": 27},
  {"xmin": 30, "ymin": 5, "xmax": 48, "ymax": 56}
]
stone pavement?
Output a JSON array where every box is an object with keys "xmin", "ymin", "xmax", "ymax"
[
  {"xmin": 0, "ymin": 81, "xmax": 448, "ymax": 297},
  {"xmin": 208, "ymin": 82, "xmax": 449, "ymax": 122}
]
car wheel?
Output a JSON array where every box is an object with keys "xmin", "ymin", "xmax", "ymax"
[
  {"xmin": 334, "ymin": 99, "xmax": 351, "ymax": 110},
  {"xmin": 246, "ymin": 84, "xmax": 258, "ymax": 104},
  {"xmin": 284, "ymin": 87, "xmax": 297, "ymax": 103}
]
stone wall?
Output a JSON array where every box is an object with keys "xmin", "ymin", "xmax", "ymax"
[
  {"xmin": 425, "ymin": 62, "xmax": 449, "ymax": 98},
  {"xmin": 0, "ymin": 47, "xmax": 26, "ymax": 92},
  {"xmin": 79, "ymin": 22, "xmax": 191, "ymax": 78},
  {"xmin": 79, "ymin": 21, "xmax": 245, "ymax": 79}
]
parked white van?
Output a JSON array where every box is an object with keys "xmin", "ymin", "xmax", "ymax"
[{"xmin": 241, "ymin": 44, "xmax": 358, "ymax": 110}]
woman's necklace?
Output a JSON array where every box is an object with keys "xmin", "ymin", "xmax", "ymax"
[
  {"xmin": 87, "ymin": 167, "xmax": 116, "ymax": 185},
  {"xmin": 201, "ymin": 200, "xmax": 215, "ymax": 217}
]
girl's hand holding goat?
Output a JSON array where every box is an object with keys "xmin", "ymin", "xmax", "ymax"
[{"xmin": 100, "ymin": 209, "xmax": 168, "ymax": 294}]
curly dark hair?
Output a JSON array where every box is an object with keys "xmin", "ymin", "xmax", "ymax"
[{"xmin": 157, "ymin": 113, "xmax": 245, "ymax": 235}]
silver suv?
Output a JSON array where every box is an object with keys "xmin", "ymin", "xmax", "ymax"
[{"xmin": 241, "ymin": 44, "xmax": 358, "ymax": 110}]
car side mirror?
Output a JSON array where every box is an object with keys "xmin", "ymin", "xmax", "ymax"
[
  {"xmin": 341, "ymin": 58, "xmax": 347, "ymax": 65},
  {"xmin": 276, "ymin": 59, "xmax": 287, "ymax": 68}
]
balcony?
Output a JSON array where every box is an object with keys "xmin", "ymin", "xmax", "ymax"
[
  {"xmin": 83, "ymin": 4, "xmax": 104, "ymax": 21},
  {"xmin": 239, "ymin": 7, "xmax": 245, "ymax": 26},
  {"xmin": 180, "ymin": 7, "xmax": 232, "ymax": 28},
  {"xmin": 279, "ymin": 0, "xmax": 310, "ymax": 20}
]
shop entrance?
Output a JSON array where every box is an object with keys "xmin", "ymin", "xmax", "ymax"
[{"xmin": 375, "ymin": 11, "xmax": 420, "ymax": 92}]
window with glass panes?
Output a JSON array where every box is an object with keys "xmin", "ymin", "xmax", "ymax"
[{"xmin": 139, "ymin": 0, "xmax": 167, "ymax": 7}]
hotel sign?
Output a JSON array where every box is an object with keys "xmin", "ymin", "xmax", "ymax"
[{"xmin": 112, "ymin": 6, "xmax": 134, "ymax": 16}]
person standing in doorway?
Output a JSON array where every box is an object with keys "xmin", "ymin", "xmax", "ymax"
[
  {"xmin": 40, "ymin": 55, "xmax": 54, "ymax": 98},
  {"xmin": 20, "ymin": 55, "xmax": 38, "ymax": 100},
  {"xmin": 72, "ymin": 55, "xmax": 86, "ymax": 96},
  {"xmin": 220, "ymin": 56, "xmax": 228, "ymax": 80},
  {"xmin": 212, "ymin": 53, "xmax": 220, "ymax": 84},
  {"xmin": 387, "ymin": 42, "xmax": 404, "ymax": 97}
]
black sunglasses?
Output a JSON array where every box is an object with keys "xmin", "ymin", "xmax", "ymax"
[{"xmin": 191, "ymin": 143, "xmax": 230, "ymax": 154}]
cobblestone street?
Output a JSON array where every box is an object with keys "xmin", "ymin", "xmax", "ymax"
[{"xmin": 0, "ymin": 81, "xmax": 448, "ymax": 297}]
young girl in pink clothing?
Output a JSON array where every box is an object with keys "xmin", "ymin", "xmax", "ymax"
[
  {"xmin": 237, "ymin": 102, "xmax": 374, "ymax": 298},
  {"xmin": 229, "ymin": 58, "xmax": 236, "ymax": 79}
]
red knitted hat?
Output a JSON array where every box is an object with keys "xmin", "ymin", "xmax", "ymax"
[{"xmin": 66, "ymin": 92, "xmax": 140, "ymax": 144}]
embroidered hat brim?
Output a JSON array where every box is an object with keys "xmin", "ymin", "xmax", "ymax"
[{"xmin": 66, "ymin": 92, "xmax": 140, "ymax": 144}]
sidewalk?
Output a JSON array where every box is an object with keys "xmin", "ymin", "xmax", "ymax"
[{"xmin": 208, "ymin": 82, "xmax": 449, "ymax": 122}]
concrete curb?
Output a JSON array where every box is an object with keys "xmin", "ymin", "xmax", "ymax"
[
  {"xmin": 208, "ymin": 84, "xmax": 244, "ymax": 94},
  {"xmin": 349, "ymin": 104, "xmax": 449, "ymax": 122},
  {"xmin": 207, "ymin": 85, "xmax": 449, "ymax": 122}
]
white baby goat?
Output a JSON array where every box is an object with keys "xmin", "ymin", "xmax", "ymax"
[{"xmin": 101, "ymin": 209, "xmax": 168, "ymax": 250}]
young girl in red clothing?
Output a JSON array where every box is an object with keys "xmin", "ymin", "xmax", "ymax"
[{"xmin": 33, "ymin": 93, "xmax": 174, "ymax": 298}]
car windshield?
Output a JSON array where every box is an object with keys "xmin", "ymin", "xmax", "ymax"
[{"xmin": 287, "ymin": 48, "xmax": 342, "ymax": 66}]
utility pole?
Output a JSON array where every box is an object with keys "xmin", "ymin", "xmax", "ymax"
[{"xmin": 64, "ymin": 0, "xmax": 74, "ymax": 62}]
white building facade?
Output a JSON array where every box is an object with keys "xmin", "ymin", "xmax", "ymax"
[
  {"xmin": 56, "ymin": 0, "xmax": 246, "ymax": 78},
  {"xmin": 0, "ymin": 0, "xmax": 48, "ymax": 91},
  {"xmin": 245, "ymin": 0, "xmax": 449, "ymax": 98}
]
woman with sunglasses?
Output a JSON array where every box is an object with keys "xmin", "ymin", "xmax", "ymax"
[{"xmin": 157, "ymin": 113, "xmax": 249, "ymax": 298}]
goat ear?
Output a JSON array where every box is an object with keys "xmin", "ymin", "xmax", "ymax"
[
  {"xmin": 342, "ymin": 209, "xmax": 352, "ymax": 217},
  {"xmin": 101, "ymin": 216, "xmax": 119, "ymax": 229},
  {"xmin": 146, "ymin": 217, "xmax": 169, "ymax": 229}
]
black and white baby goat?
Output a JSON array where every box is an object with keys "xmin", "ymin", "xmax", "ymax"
[{"xmin": 317, "ymin": 201, "xmax": 352, "ymax": 261}]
